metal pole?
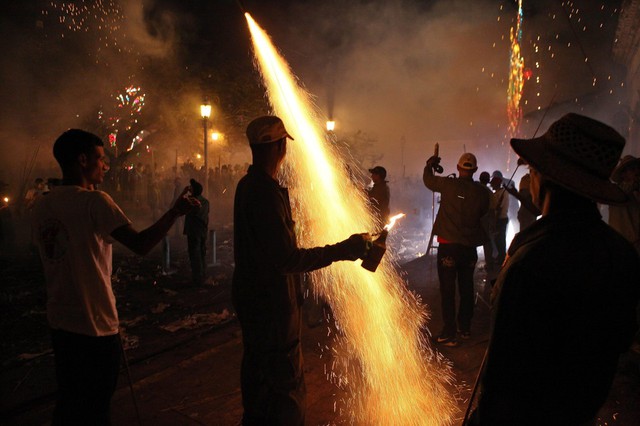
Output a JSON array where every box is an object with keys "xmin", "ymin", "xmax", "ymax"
[
  {"xmin": 162, "ymin": 235, "xmax": 170, "ymax": 273},
  {"xmin": 209, "ymin": 229, "xmax": 218, "ymax": 266},
  {"xmin": 120, "ymin": 338, "xmax": 143, "ymax": 426},
  {"xmin": 203, "ymin": 118, "xmax": 208, "ymax": 200},
  {"xmin": 461, "ymin": 348, "xmax": 488, "ymax": 426}
]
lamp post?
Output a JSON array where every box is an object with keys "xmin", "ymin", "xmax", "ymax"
[
  {"xmin": 212, "ymin": 131, "xmax": 221, "ymax": 171},
  {"xmin": 200, "ymin": 101, "xmax": 212, "ymax": 198}
]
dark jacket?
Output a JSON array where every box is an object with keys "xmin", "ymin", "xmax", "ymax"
[
  {"xmin": 475, "ymin": 204, "xmax": 640, "ymax": 425},
  {"xmin": 232, "ymin": 165, "xmax": 343, "ymax": 352},
  {"xmin": 183, "ymin": 195, "xmax": 209, "ymax": 236},
  {"xmin": 423, "ymin": 167, "xmax": 490, "ymax": 247},
  {"xmin": 367, "ymin": 181, "xmax": 390, "ymax": 224}
]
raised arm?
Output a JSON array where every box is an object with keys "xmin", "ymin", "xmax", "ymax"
[{"xmin": 111, "ymin": 186, "xmax": 200, "ymax": 256}]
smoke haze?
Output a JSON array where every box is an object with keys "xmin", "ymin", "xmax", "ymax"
[{"xmin": 0, "ymin": 0, "xmax": 626, "ymax": 196}]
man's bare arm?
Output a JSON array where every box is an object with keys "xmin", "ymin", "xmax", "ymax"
[{"xmin": 111, "ymin": 187, "xmax": 200, "ymax": 256}]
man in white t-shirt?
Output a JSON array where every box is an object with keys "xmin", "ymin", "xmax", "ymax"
[{"xmin": 32, "ymin": 129, "xmax": 198, "ymax": 425}]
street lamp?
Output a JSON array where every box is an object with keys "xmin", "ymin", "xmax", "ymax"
[
  {"xmin": 200, "ymin": 101, "xmax": 212, "ymax": 197},
  {"xmin": 326, "ymin": 120, "xmax": 335, "ymax": 131}
]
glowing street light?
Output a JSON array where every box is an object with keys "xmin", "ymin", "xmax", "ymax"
[
  {"xmin": 326, "ymin": 120, "xmax": 335, "ymax": 131},
  {"xmin": 200, "ymin": 100, "xmax": 212, "ymax": 197},
  {"xmin": 200, "ymin": 103, "xmax": 211, "ymax": 120}
]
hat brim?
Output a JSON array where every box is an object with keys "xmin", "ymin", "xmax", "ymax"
[
  {"xmin": 250, "ymin": 132, "xmax": 294, "ymax": 145},
  {"xmin": 611, "ymin": 157, "xmax": 640, "ymax": 183},
  {"xmin": 511, "ymin": 135, "xmax": 627, "ymax": 204}
]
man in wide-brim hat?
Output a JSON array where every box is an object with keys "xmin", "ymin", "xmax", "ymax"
[{"xmin": 470, "ymin": 113, "xmax": 640, "ymax": 425}]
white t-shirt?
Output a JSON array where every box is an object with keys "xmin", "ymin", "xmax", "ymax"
[{"xmin": 32, "ymin": 186, "xmax": 131, "ymax": 336}]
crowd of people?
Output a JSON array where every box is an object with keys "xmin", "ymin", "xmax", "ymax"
[
  {"xmin": 7, "ymin": 111, "xmax": 640, "ymax": 425},
  {"xmin": 423, "ymin": 114, "xmax": 640, "ymax": 425}
]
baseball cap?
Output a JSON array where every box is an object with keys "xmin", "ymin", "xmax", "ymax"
[
  {"xmin": 457, "ymin": 153, "xmax": 478, "ymax": 170},
  {"xmin": 246, "ymin": 116, "xmax": 294, "ymax": 145},
  {"xmin": 368, "ymin": 166, "xmax": 387, "ymax": 179}
]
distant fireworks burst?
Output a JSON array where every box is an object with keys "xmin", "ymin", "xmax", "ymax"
[
  {"xmin": 42, "ymin": 0, "xmax": 131, "ymax": 59},
  {"xmin": 98, "ymin": 85, "xmax": 146, "ymax": 153}
]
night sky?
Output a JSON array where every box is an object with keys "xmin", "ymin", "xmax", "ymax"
[{"xmin": 0, "ymin": 0, "xmax": 627, "ymax": 191}]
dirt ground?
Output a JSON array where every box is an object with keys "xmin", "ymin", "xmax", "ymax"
[{"xmin": 1, "ymin": 210, "xmax": 639, "ymax": 425}]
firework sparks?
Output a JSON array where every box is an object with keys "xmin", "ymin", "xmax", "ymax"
[
  {"xmin": 42, "ymin": 0, "xmax": 127, "ymax": 54},
  {"xmin": 98, "ymin": 85, "xmax": 146, "ymax": 154},
  {"xmin": 384, "ymin": 213, "xmax": 406, "ymax": 232},
  {"xmin": 246, "ymin": 13, "xmax": 456, "ymax": 425},
  {"xmin": 507, "ymin": 0, "xmax": 524, "ymax": 137}
]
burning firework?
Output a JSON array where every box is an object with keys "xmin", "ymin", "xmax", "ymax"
[
  {"xmin": 507, "ymin": 0, "xmax": 524, "ymax": 137},
  {"xmin": 246, "ymin": 13, "xmax": 456, "ymax": 425}
]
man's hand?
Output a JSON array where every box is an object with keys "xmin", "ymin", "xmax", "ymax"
[
  {"xmin": 426, "ymin": 155, "xmax": 439, "ymax": 168},
  {"xmin": 172, "ymin": 186, "xmax": 201, "ymax": 215},
  {"xmin": 505, "ymin": 184, "xmax": 518, "ymax": 196},
  {"xmin": 334, "ymin": 233, "xmax": 371, "ymax": 261},
  {"xmin": 426, "ymin": 155, "xmax": 443, "ymax": 174}
]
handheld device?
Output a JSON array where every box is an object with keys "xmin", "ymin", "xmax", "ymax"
[{"xmin": 433, "ymin": 143, "xmax": 444, "ymax": 174}]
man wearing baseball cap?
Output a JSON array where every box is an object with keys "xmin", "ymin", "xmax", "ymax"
[
  {"xmin": 367, "ymin": 165, "xmax": 390, "ymax": 227},
  {"xmin": 470, "ymin": 114, "xmax": 640, "ymax": 425},
  {"xmin": 424, "ymin": 150, "xmax": 490, "ymax": 347},
  {"xmin": 232, "ymin": 116, "xmax": 369, "ymax": 425}
]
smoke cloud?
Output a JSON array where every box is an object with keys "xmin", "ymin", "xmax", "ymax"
[{"xmin": 0, "ymin": 0, "xmax": 626, "ymax": 198}]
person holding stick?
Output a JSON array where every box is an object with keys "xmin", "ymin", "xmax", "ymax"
[
  {"xmin": 469, "ymin": 114, "xmax": 640, "ymax": 425},
  {"xmin": 423, "ymin": 150, "xmax": 490, "ymax": 346},
  {"xmin": 32, "ymin": 129, "xmax": 200, "ymax": 425}
]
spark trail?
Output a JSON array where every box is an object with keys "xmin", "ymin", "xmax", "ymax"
[
  {"xmin": 246, "ymin": 13, "xmax": 456, "ymax": 425},
  {"xmin": 507, "ymin": 0, "xmax": 525, "ymax": 137}
]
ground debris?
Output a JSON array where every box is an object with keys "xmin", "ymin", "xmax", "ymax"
[
  {"xmin": 120, "ymin": 315, "xmax": 147, "ymax": 327},
  {"xmin": 151, "ymin": 302, "xmax": 171, "ymax": 313},
  {"xmin": 160, "ymin": 309, "xmax": 232, "ymax": 333},
  {"xmin": 121, "ymin": 329, "xmax": 140, "ymax": 350},
  {"xmin": 17, "ymin": 349, "xmax": 52, "ymax": 361}
]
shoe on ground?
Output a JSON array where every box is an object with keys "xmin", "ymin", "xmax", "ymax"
[
  {"xmin": 435, "ymin": 334, "xmax": 459, "ymax": 347},
  {"xmin": 203, "ymin": 276, "xmax": 218, "ymax": 286},
  {"xmin": 458, "ymin": 330, "xmax": 471, "ymax": 340}
]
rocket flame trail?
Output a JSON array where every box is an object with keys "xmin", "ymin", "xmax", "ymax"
[
  {"xmin": 384, "ymin": 213, "xmax": 406, "ymax": 232},
  {"xmin": 508, "ymin": 0, "xmax": 525, "ymax": 137},
  {"xmin": 246, "ymin": 13, "xmax": 456, "ymax": 425}
]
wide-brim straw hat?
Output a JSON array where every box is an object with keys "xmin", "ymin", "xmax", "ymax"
[
  {"xmin": 611, "ymin": 155, "xmax": 640, "ymax": 183},
  {"xmin": 510, "ymin": 113, "xmax": 627, "ymax": 204}
]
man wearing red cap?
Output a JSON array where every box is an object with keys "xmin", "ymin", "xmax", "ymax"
[
  {"xmin": 232, "ymin": 116, "xmax": 369, "ymax": 425},
  {"xmin": 423, "ymin": 151, "xmax": 490, "ymax": 347}
]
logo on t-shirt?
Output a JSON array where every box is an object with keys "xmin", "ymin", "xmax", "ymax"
[{"xmin": 39, "ymin": 218, "xmax": 69, "ymax": 261}]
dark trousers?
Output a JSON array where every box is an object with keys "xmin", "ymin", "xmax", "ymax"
[
  {"xmin": 51, "ymin": 329, "xmax": 121, "ymax": 426},
  {"xmin": 437, "ymin": 243, "xmax": 478, "ymax": 336},
  {"xmin": 494, "ymin": 218, "xmax": 509, "ymax": 267},
  {"xmin": 187, "ymin": 233, "xmax": 207, "ymax": 285},
  {"xmin": 240, "ymin": 344, "xmax": 306, "ymax": 425}
]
